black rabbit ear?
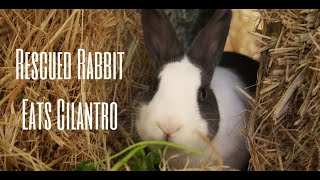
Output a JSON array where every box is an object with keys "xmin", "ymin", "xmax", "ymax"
[
  {"xmin": 141, "ymin": 9, "xmax": 184, "ymax": 69},
  {"xmin": 188, "ymin": 9, "xmax": 232, "ymax": 76}
]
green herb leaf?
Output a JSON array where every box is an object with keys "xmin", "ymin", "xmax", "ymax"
[
  {"xmin": 75, "ymin": 161, "xmax": 96, "ymax": 171},
  {"xmin": 95, "ymin": 140, "xmax": 202, "ymax": 171},
  {"xmin": 145, "ymin": 149, "xmax": 162, "ymax": 170}
]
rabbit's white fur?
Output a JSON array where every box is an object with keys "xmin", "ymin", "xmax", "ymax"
[
  {"xmin": 210, "ymin": 66, "xmax": 249, "ymax": 169},
  {"xmin": 136, "ymin": 55, "xmax": 249, "ymax": 169}
]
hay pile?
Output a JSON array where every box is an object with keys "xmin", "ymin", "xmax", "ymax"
[
  {"xmin": 248, "ymin": 9, "xmax": 320, "ymax": 170},
  {"xmin": 0, "ymin": 9, "xmax": 151, "ymax": 170},
  {"xmin": 225, "ymin": 9, "xmax": 261, "ymax": 61}
]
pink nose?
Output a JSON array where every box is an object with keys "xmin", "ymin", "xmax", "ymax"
[
  {"xmin": 157, "ymin": 122, "xmax": 181, "ymax": 135},
  {"xmin": 161, "ymin": 125, "xmax": 177, "ymax": 134}
]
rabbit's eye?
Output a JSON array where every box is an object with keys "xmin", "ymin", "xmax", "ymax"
[{"xmin": 199, "ymin": 87, "xmax": 207, "ymax": 102}]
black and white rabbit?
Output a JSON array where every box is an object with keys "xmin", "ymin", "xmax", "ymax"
[{"xmin": 136, "ymin": 9, "xmax": 259, "ymax": 170}]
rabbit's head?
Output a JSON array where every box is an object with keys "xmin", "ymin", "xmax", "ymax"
[{"xmin": 136, "ymin": 9, "xmax": 232, "ymax": 149}]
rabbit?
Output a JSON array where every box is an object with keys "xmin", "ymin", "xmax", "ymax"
[{"xmin": 136, "ymin": 9, "xmax": 259, "ymax": 170}]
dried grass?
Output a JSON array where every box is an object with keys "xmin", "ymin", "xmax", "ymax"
[
  {"xmin": 225, "ymin": 9, "xmax": 262, "ymax": 61},
  {"xmin": 0, "ymin": 9, "xmax": 151, "ymax": 170},
  {"xmin": 248, "ymin": 9, "xmax": 320, "ymax": 170}
]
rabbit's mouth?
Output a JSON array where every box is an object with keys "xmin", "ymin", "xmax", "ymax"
[
  {"xmin": 160, "ymin": 132, "xmax": 175, "ymax": 143},
  {"xmin": 164, "ymin": 133, "xmax": 170, "ymax": 141}
]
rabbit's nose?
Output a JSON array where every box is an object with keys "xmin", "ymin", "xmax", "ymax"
[{"xmin": 157, "ymin": 121, "xmax": 181, "ymax": 137}]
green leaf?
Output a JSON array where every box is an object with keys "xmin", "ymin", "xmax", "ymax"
[
  {"xmin": 130, "ymin": 148, "xmax": 148, "ymax": 171},
  {"xmin": 95, "ymin": 140, "xmax": 202, "ymax": 166},
  {"xmin": 75, "ymin": 161, "xmax": 96, "ymax": 171},
  {"xmin": 94, "ymin": 140, "xmax": 203, "ymax": 171},
  {"xmin": 130, "ymin": 158, "xmax": 148, "ymax": 171},
  {"xmin": 132, "ymin": 148, "xmax": 146, "ymax": 160},
  {"xmin": 145, "ymin": 149, "xmax": 162, "ymax": 170},
  {"xmin": 111, "ymin": 145, "xmax": 148, "ymax": 171}
]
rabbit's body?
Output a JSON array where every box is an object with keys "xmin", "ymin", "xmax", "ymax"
[{"xmin": 137, "ymin": 9, "xmax": 258, "ymax": 170}]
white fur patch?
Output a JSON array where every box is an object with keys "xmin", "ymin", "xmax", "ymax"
[{"xmin": 210, "ymin": 67, "xmax": 250, "ymax": 169}]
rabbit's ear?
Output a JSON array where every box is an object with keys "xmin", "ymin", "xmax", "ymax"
[
  {"xmin": 188, "ymin": 9, "xmax": 232, "ymax": 76},
  {"xmin": 141, "ymin": 9, "xmax": 184, "ymax": 69}
]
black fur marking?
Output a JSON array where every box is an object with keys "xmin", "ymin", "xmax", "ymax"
[
  {"xmin": 141, "ymin": 9, "xmax": 184, "ymax": 70},
  {"xmin": 188, "ymin": 9, "xmax": 232, "ymax": 81},
  {"xmin": 143, "ymin": 77, "xmax": 161, "ymax": 104},
  {"xmin": 192, "ymin": 51, "xmax": 260, "ymax": 140},
  {"xmin": 197, "ymin": 85, "xmax": 220, "ymax": 140},
  {"xmin": 219, "ymin": 52, "xmax": 260, "ymax": 94},
  {"xmin": 187, "ymin": 54, "xmax": 220, "ymax": 140}
]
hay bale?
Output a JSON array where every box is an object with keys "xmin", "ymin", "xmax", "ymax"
[
  {"xmin": 225, "ymin": 9, "xmax": 261, "ymax": 61},
  {"xmin": 248, "ymin": 9, "xmax": 320, "ymax": 170},
  {"xmin": 0, "ymin": 9, "xmax": 151, "ymax": 170}
]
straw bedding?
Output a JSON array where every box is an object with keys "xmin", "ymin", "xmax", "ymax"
[
  {"xmin": 0, "ymin": 9, "xmax": 151, "ymax": 170},
  {"xmin": 248, "ymin": 9, "xmax": 320, "ymax": 170},
  {"xmin": 0, "ymin": 9, "xmax": 319, "ymax": 171}
]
